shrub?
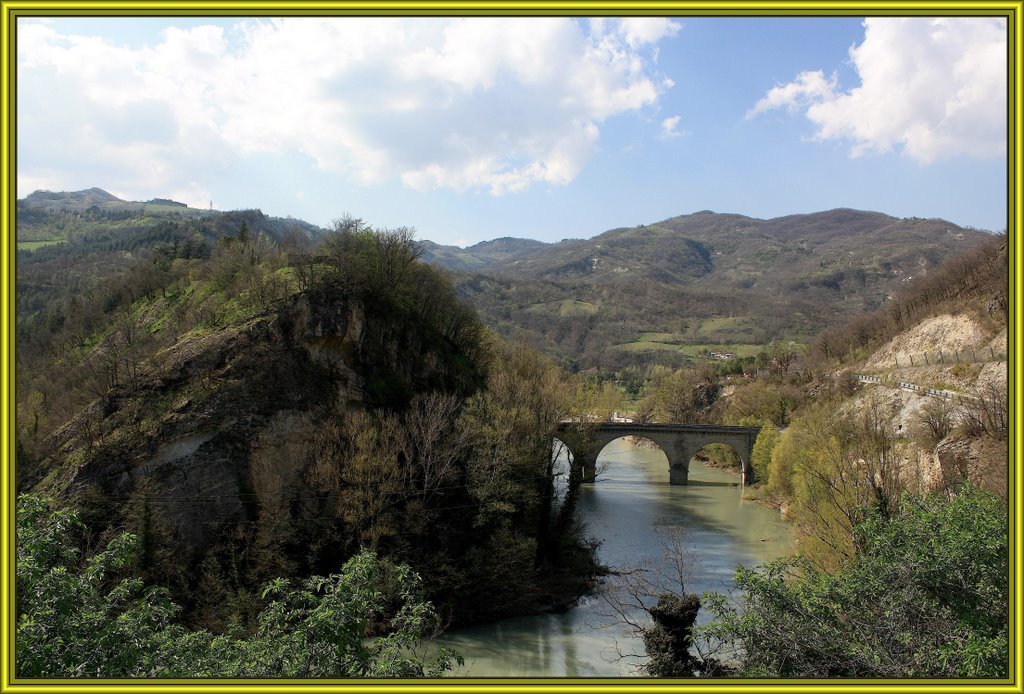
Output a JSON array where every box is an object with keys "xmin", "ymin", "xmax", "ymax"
[{"xmin": 702, "ymin": 486, "xmax": 1007, "ymax": 678}]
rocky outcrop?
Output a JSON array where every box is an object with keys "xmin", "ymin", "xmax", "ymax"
[
  {"xmin": 32, "ymin": 285, "xmax": 481, "ymax": 553},
  {"xmin": 934, "ymin": 435, "xmax": 1007, "ymax": 499}
]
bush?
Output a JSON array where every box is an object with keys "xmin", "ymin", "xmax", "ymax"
[
  {"xmin": 749, "ymin": 424, "xmax": 780, "ymax": 486},
  {"xmin": 914, "ymin": 397, "xmax": 957, "ymax": 446},
  {"xmin": 16, "ymin": 495, "xmax": 460, "ymax": 678},
  {"xmin": 701, "ymin": 486, "xmax": 1008, "ymax": 678}
]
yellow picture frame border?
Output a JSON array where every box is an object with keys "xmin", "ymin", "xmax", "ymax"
[{"xmin": 1, "ymin": 1, "xmax": 1020, "ymax": 691}]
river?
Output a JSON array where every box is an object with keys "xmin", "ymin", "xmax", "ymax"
[{"xmin": 434, "ymin": 436, "xmax": 795, "ymax": 678}]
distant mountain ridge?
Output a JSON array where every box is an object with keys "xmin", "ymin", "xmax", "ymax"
[
  {"xmin": 23, "ymin": 186, "xmax": 123, "ymax": 210},
  {"xmin": 419, "ymin": 237, "xmax": 549, "ymax": 272},
  {"xmin": 434, "ymin": 208, "xmax": 995, "ymax": 371},
  {"xmin": 16, "ymin": 189, "xmax": 996, "ymax": 373},
  {"xmin": 16, "ymin": 188, "xmax": 324, "ymax": 245},
  {"xmin": 423, "ymin": 207, "xmax": 986, "ymax": 279}
]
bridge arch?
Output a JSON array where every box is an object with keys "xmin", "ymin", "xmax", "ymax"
[
  {"xmin": 691, "ymin": 441, "xmax": 749, "ymax": 479},
  {"xmin": 556, "ymin": 423, "xmax": 760, "ymax": 485},
  {"xmin": 585, "ymin": 434, "xmax": 671, "ymax": 481}
]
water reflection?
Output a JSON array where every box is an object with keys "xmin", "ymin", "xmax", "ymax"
[{"xmin": 437, "ymin": 437, "xmax": 794, "ymax": 677}]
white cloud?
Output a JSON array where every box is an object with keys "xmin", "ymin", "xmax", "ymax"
[
  {"xmin": 660, "ymin": 115, "xmax": 685, "ymax": 138},
  {"xmin": 17, "ymin": 17, "xmax": 680, "ymax": 197},
  {"xmin": 748, "ymin": 18, "xmax": 1006, "ymax": 163},
  {"xmin": 747, "ymin": 70, "xmax": 837, "ymax": 118},
  {"xmin": 616, "ymin": 17, "xmax": 682, "ymax": 48}
]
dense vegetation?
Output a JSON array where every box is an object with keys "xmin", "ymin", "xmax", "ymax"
[
  {"xmin": 613, "ymin": 234, "xmax": 1009, "ymax": 678},
  {"xmin": 17, "ymin": 495, "xmax": 461, "ymax": 678},
  {"xmin": 702, "ymin": 486, "xmax": 1007, "ymax": 678},
  {"xmin": 14, "ymin": 190, "xmax": 1008, "ymax": 679},
  {"xmin": 15, "ymin": 211, "xmax": 613, "ymax": 677}
]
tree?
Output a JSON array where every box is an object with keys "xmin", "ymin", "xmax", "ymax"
[
  {"xmin": 961, "ymin": 381, "xmax": 1008, "ymax": 441},
  {"xmin": 16, "ymin": 494, "xmax": 184, "ymax": 677},
  {"xmin": 701, "ymin": 486, "xmax": 1007, "ymax": 678},
  {"xmin": 766, "ymin": 398, "xmax": 908, "ymax": 570},
  {"xmin": 222, "ymin": 551, "xmax": 461, "ymax": 678},
  {"xmin": 594, "ymin": 528, "xmax": 723, "ymax": 677},
  {"xmin": 748, "ymin": 423, "xmax": 780, "ymax": 486},
  {"xmin": 768, "ymin": 341, "xmax": 799, "ymax": 374},
  {"xmin": 914, "ymin": 396, "xmax": 958, "ymax": 447},
  {"xmin": 458, "ymin": 339, "xmax": 570, "ymax": 561},
  {"xmin": 724, "ymin": 380, "xmax": 803, "ymax": 427},
  {"xmin": 15, "ymin": 495, "xmax": 460, "ymax": 678},
  {"xmin": 647, "ymin": 365, "xmax": 720, "ymax": 424}
]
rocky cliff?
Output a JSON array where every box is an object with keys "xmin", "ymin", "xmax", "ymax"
[{"xmin": 31, "ymin": 283, "xmax": 481, "ymax": 553}]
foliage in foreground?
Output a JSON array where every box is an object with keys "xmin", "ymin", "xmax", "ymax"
[
  {"xmin": 16, "ymin": 495, "xmax": 460, "ymax": 678},
  {"xmin": 700, "ymin": 486, "xmax": 1008, "ymax": 678}
]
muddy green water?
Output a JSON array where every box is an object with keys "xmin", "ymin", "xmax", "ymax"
[{"xmin": 435, "ymin": 437, "xmax": 795, "ymax": 678}]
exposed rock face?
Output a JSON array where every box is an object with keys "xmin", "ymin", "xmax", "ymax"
[
  {"xmin": 36, "ymin": 301, "xmax": 339, "ymax": 549},
  {"xmin": 863, "ymin": 313, "xmax": 991, "ymax": 370},
  {"xmin": 847, "ymin": 386, "xmax": 1006, "ymax": 500},
  {"xmin": 934, "ymin": 435, "xmax": 1008, "ymax": 500},
  {"xmin": 32, "ymin": 286, "xmax": 479, "ymax": 553}
]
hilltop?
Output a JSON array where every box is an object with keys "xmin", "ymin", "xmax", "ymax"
[
  {"xmin": 17, "ymin": 188, "xmax": 323, "ymax": 246},
  {"xmin": 16, "ymin": 189, "xmax": 995, "ymax": 376},
  {"xmin": 445, "ymin": 208, "xmax": 993, "ymax": 372},
  {"xmin": 419, "ymin": 237, "xmax": 548, "ymax": 272}
]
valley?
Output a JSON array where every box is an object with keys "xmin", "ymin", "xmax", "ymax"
[{"xmin": 11, "ymin": 188, "xmax": 1010, "ymax": 680}]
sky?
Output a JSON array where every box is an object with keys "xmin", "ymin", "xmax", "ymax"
[{"xmin": 16, "ymin": 15, "xmax": 1009, "ymax": 246}]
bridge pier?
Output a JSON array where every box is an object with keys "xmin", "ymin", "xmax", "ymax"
[
  {"xmin": 581, "ymin": 453, "xmax": 598, "ymax": 483},
  {"xmin": 669, "ymin": 462, "xmax": 689, "ymax": 484},
  {"xmin": 665, "ymin": 440, "xmax": 705, "ymax": 485}
]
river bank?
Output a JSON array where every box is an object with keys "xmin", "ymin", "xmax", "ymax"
[{"xmin": 433, "ymin": 438, "xmax": 796, "ymax": 677}]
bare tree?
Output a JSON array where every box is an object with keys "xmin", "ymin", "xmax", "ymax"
[
  {"xmin": 960, "ymin": 381, "xmax": 1008, "ymax": 440},
  {"xmin": 915, "ymin": 397, "xmax": 958, "ymax": 446},
  {"xmin": 592, "ymin": 528, "xmax": 724, "ymax": 676}
]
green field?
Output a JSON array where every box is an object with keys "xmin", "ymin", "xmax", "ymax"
[
  {"xmin": 614, "ymin": 339, "xmax": 764, "ymax": 359},
  {"xmin": 140, "ymin": 203, "xmax": 212, "ymax": 216},
  {"xmin": 615, "ymin": 340, "xmax": 686, "ymax": 353},
  {"xmin": 17, "ymin": 239, "xmax": 65, "ymax": 251},
  {"xmin": 526, "ymin": 299, "xmax": 600, "ymax": 317},
  {"xmin": 696, "ymin": 316, "xmax": 757, "ymax": 337},
  {"xmin": 677, "ymin": 343, "xmax": 764, "ymax": 358},
  {"xmin": 636, "ymin": 332, "xmax": 686, "ymax": 342}
]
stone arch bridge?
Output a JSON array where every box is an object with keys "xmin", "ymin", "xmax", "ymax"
[{"xmin": 556, "ymin": 423, "xmax": 762, "ymax": 485}]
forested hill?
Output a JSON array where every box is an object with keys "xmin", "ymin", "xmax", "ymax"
[
  {"xmin": 17, "ymin": 220, "xmax": 606, "ymax": 636},
  {"xmin": 419, "ymin": 237, "xmax": 549, "ymax": 272},
  {"xmin": 443, "ymin": 209, "xmax": 994, "ymax": 372},
  {"xmin": 17, "ymin": 189, "xmax": 995, "ymax": 375},
  {"xmin": 17, "ymin": 188, "xmax": 324, "ymax": 246},
  {"xmin": 422, "ymin": 208, "xmax": 988, "ymax": 280}
]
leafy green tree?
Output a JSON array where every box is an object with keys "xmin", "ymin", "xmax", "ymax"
[
  {"xmin": 216, "ymin": 552, "xmax": 461, "ymax": 678},
  {"xmin": 724, "ymin": 380, "xmax": 802, "ymax": 427},
  {"xmin": 766, "ymin": 398, "xmax": 907, "ymax": 570},
  {"xmin": 701, "ymin": 486, "xmax": 1007, "ymax": 678},
  {"xmin": 16, "ymin": 494, "xmax": 183, "ymax": 677},
  {"xmin": 16, "ymin": 495, "xmax": 460, "ymax": 678},
  {"xmin": 458, "ymin": 339, "xmax": 570, "ymax": 558},
  {"xmin": 645, "ymin": 365, "xmax": 720, "ymax": 424},
  {"xmin": 748, "ymin": 423, "xmax": 780, "ymax": 486}
]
